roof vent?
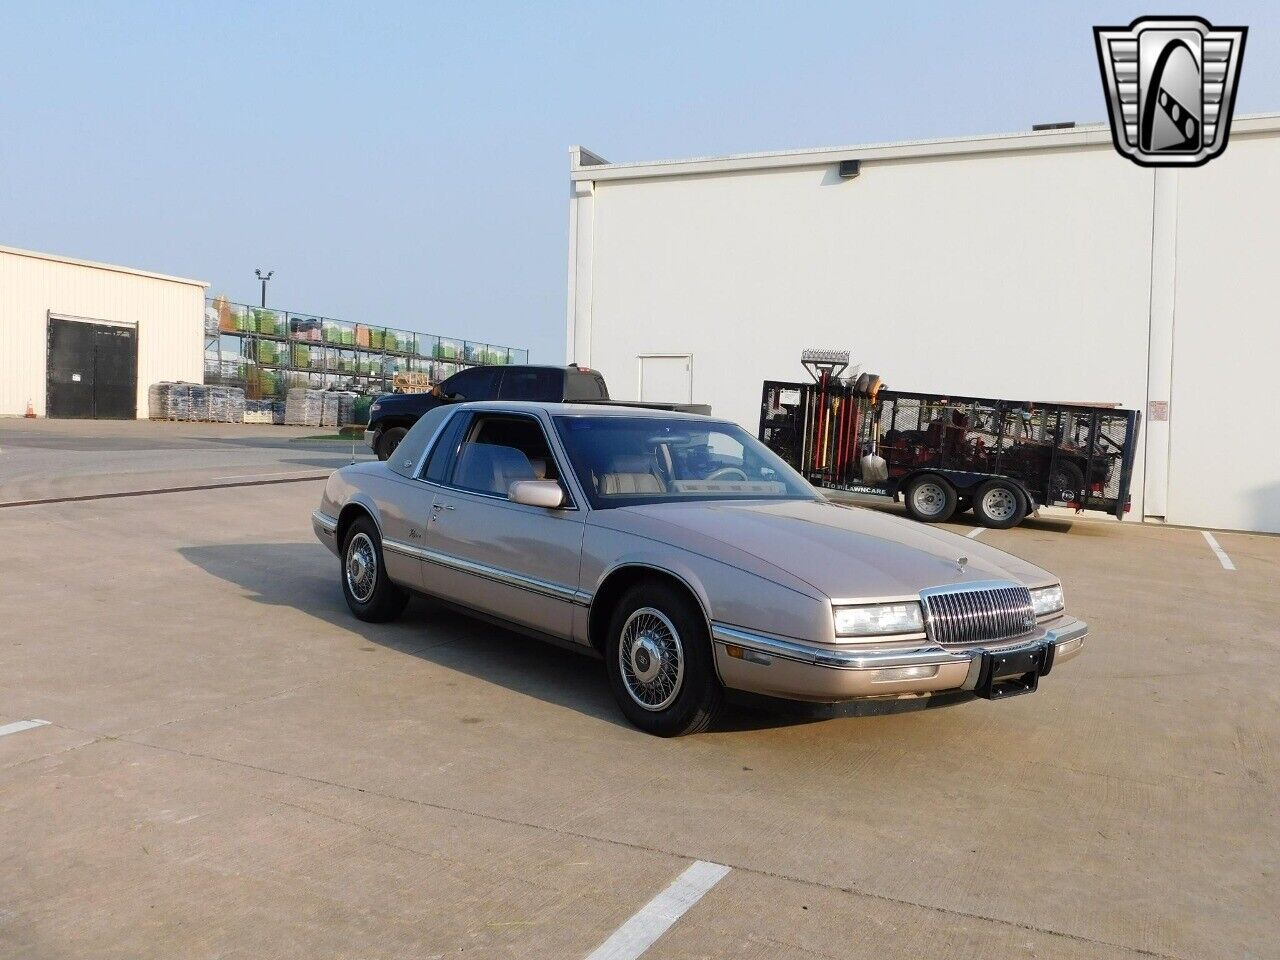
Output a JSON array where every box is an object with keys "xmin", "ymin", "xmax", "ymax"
[{"xmin": 1032, "ymin": 121, "xmax": 1076, "ymax": 131}]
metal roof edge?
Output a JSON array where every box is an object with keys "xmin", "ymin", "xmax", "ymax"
[
  {"xmin": 571, "ymin": 112, "xmax": 1280, "ymax": 182},
  {"xmin": 0, "ymin": 244, "xmax": 210, "ymax": 288}
]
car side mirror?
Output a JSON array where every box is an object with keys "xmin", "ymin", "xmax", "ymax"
[{"xmin": 508, "ymin": 479, "xmax": 565, "ymax": 509}]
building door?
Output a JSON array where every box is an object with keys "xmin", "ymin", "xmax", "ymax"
[
  {"xmin": 638, "ymin": 354, "xmax": 692, "ymax": 404},
  {"xmin": 46, "ymin": 317, "xmax": 138, "ymax": 419}
]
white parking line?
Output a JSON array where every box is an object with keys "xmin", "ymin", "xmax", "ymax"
[
  {"xmin": 584, "ymin": 860, "xmax": 730, "ymax": 960},
  {"xmin": 0, "ymin": 719, "xmax": 50, "ymax": 738},
  {"xmin": 1201, "ymin": 531, "xmax": 1236, "ymax": 571},
  {"xmin": 966, "ymin": 527, "xmax": 985, "ymax": 538}
]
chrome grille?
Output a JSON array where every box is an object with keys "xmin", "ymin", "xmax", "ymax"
[{"xmin": 922, "ymin": 584, "xmax": 1036, "ymax": 648}]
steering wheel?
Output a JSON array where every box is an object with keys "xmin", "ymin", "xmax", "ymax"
[{"xmin": 706, "ymin": 466, "xmax": 748, "ymax": 482}]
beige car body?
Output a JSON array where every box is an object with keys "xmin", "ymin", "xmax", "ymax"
[{"xmin": 314, "ymin": 402, "xmax": 1086, "ymax": 705}]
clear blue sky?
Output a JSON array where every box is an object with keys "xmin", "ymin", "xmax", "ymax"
[{"xmin": 3, "ymin": 2, "xmax": 1275, "ymax": 363}]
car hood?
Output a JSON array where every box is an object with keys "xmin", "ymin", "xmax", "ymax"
[{"xmin": 612, "ymin": 498, "xmax": 1055, "ymax": 600}]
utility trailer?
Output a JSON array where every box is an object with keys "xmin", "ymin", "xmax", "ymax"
[{"xmin": 759, "ymin": 375, "xmax": 1141, "ymax": 528}]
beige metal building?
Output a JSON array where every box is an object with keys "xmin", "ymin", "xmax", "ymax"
[
  {"xmin": 0, "ymin": 245, "xmax": 207, "ymax": 419},
  {"xmin": 566, "ymin": 114, "xmax": 1280, "ymax": 534}
]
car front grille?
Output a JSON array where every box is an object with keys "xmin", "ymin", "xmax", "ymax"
[{"xmin": 922, "ymin": 584, "xmax": 1037, "ymax": 648}]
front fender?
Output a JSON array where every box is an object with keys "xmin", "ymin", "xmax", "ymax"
[{"xmin": 581, "ymin": 528, "xmax": 834, "ymax": 647}]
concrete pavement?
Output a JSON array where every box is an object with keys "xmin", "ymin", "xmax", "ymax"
[{"xmin": 0, "ymin": 474, "xmax": 1276, "ymax": 959}]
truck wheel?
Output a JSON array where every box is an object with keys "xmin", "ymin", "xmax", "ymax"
[
  {"xmin": 1048, "ymin": 462, "xmax": 1085, "ymax": 505},
  {"xmin": 973, "ymin": 480, "xmax": 1027, "ymax": 529},
  {"xmin": 904, "ymin": 474, "xmax": 957, "ymax": 523},
  {"xmin": 376, "ymin": 427, "xmax": 408, "ymax": 462}
]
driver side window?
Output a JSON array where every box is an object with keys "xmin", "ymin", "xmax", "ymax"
[{"xmin": 449, "ymin": 414, "xmax": 564, "ymax": 500}]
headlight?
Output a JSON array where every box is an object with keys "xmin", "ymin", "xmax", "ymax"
[
  {"xmin": 833, "ymin": 602, "xmax": 924, "ymax": 638},
  {"xmin": 1030, "ymin": 584, "xmax": 1065, "ymax": 617},
  {"xmin": 371, "ymin": 402, "xmax": 381, "ymax": 411}
]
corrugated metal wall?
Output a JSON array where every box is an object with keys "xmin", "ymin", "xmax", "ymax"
[{"xmin": 0, "ymin": 247, "xmax": 206, "ymax": 418}]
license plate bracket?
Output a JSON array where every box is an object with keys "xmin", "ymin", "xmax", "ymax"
[{"xmin": 975, "ymin": 642, "xmax": 1055, "ymax": 700}]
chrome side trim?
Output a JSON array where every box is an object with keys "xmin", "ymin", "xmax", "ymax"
[
  {"xmin": 711, "ymin": 618, "xmax": 1088, "ymax": 672},
  {"xmin": 312, "ymin": 510, "xmax": 338, "ymax": 534},
  {"xmin": 383, "ymin": 537, "xmax": 592, "ymax": 606}
]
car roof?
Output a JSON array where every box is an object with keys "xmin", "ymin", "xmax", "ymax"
[{"xmin": 453, "ymin": 400, "xmax": 714, "ymax": 421}]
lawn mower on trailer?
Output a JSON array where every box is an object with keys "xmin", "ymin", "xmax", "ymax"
[{"xmin": 759, "ymin": 357, "xmax": 1141, "ymax": 528}]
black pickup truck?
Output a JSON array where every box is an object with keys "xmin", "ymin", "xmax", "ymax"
[{"xmin": 366, "ymin": 364, "xmax": 611, "ymax": 460}]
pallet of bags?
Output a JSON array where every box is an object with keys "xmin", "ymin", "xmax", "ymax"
[
  {"xmin": 147, "ymin": 381, "xmax": 193, "ymax": 420},
  {"xmin": 184, "ymin": 385, "xmax": 210, "ymax": 422},
  {"xmin": 147, "ymin": 382, "xmax": 171, "ymax": 420},
  {"xmin": 207, "ymin": 385, "xmax": 246, "ymax": 423},
  {"xmin": 320, "ymin": 390, "xmax": 359, "ymax": 428},
  {"xmin": 284, "ymin": 387, "xmax": 325, "ymax": 427},
  {"xmin": 243, "ymin": 398, "xmax": 274, "ymax": 424}
]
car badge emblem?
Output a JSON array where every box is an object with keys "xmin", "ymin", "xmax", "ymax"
[
  {"xmin": 1094, "ymin": 16, "xmax": 1247, "ymax": 167},
  {"xmin": 956, "ymin": 557, "xmax": 968, "ymax": 574}
]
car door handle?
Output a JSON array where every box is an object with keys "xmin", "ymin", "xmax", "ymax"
[{"xmin": 431, "ymin": 503, "xmax": 454, "ymax": 511}]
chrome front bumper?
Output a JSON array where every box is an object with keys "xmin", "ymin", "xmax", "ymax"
[
  {"xmin": 364, "ymin": 429, "xmax": 378, "ymax": 451},
  {"xmin": 711, "ymin": 616, "xmax": 1087, "ymax": 702}
]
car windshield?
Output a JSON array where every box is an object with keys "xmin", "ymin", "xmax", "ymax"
[{"xmin": 553, "ymin": 415, "xmax": 815, "ymax": 509}]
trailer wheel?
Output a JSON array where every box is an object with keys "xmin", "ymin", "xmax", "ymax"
[
  {"xmin": 904, "ymin": 474, "xmax": 957, "ymax": 523},
  {"xmin": 973, "ymin": 480, "xmax": 1027, "ymax": 529},
  {"xmin": 1048, "ymin": 462, "xmax": 1085, "ymax": 505}
]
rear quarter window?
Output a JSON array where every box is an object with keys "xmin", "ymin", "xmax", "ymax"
[
  {"xmin": 386, "ymin": 405, "xmax": 453, "ymax": 478},
  {"xmin": 565, "ymin": 372, "xmax": 608, "ymax": 401}
]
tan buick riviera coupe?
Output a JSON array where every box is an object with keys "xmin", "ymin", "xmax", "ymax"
[{"xmin": 313, "ymin": 402, "xmax": 1086, "ymax": 736}]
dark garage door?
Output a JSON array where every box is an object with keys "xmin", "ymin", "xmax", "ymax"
[{"xmin": 46, "ymin": 318, "xmax": 139, "ymax": 419}]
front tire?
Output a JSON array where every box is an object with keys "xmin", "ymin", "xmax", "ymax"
[
  {"xmin": 904, "ymin": 473, "xmax": 957, "ymax": 523},
  {"xmin": 341, "ymin": 517, "xmax": 409, "ymax": 622},
  {"xmin": 605, "ymin": 582, "xmax": 722, "ymax": 737},
  {"xmin": 376, "ymin": 426, "xmax": 408, "ymax": 462}
]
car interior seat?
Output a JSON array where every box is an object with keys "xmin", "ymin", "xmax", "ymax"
[
  {"xmin": 455, "ymin": 443, "xmax": 536, "ymax": 497},
  {"xmin": 599, "ymin": 454, "xmax": 667, "ymax": 495}
]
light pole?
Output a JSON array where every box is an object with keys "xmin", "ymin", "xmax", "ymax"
[{"xmin": 254, "ymin": 269, "xmax": 274, "ymax": 307}]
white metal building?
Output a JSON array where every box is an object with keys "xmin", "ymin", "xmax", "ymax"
[
  {"xmin": 566, "ymin": 114, "xmax": 1280, "ymax": 534},
  {"xmin": 1, "ymin": 245, "xmax": 207, "ymax": 419}
]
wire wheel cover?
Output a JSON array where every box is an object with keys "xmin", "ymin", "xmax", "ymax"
[
  {"xmin": 346, "ymin": 533, "xmax": 378, "ymax": 603},
  {"xmin": 618, "ymin": 607, "xmax": 685, "ymax": 711}
]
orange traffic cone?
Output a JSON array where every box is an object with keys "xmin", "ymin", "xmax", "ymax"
[{"xmin": 24, "ymin": 398, "xmax": 36, "ymax": 418}]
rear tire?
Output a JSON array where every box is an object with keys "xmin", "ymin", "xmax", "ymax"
[
  {"xmin": 376, "ymin": 426, "xmax": 408, "ymax": 462},
  {"xmin": 341, "ymin": 516, "xmax": 409, "ymax": 622},
  {"xmin": 605, "ymin": 581, "xmax": 722, "ymax": 737},
  {"xmin": 904, "ymin": 473, "xmax": 957, "ymax": 523},
  {"xmin": 973, "ymin": 480, "xmax": 1027, "ymax": 529}
]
